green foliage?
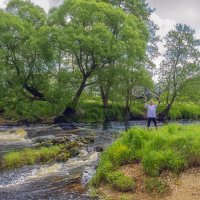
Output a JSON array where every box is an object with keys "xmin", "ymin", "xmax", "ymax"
[
  {"xmin": 0, "ymin": 0, "xmax": 199, "ymax": 122},
  {"xmin": 74, "ymin": 100, "xmax": 125, "ymax": 122},
  {"xmin": 107, "ymin": 141, "xmax": 133, "ymax": 165},
  {"xmin": 107, "ymin": 171, "xmax": 135, "ymax": 192},
  {"xmin": 92, "ymin": 124, "xmax": 200, "ymax": 188},
  {"xmin": 169, "ymin": 103, "xmax": 200, "ymax": 119},
  {"xmin": 145, "ymin": 178, "xmax": 169, "ymax": 195},
  {"xmin": 142, "ymin": 150, "xmax": 186, "ymax": 176},
  {"xmin": 157, "ymin": 24, "xmax": 200, "ymax": 117},
  {"xmin": 90, "ymin": 155, "xmax": 115, "ymax": 187},
  {"xmin": 2, "ymin": 145, "xmax": 68, "ymax": 169},
  {"xmin": 6, "ymin": 0, "xmax": 46, "ymax": 28}
]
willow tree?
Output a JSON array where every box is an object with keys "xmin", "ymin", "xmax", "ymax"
[
  {"xmin": 96, "ymin": 0, "xmax": 158, "ymax": 109},
  {"xmin": 50, "ymin": 0, "xmax": 148, "ymax": 116},
  {"xmin": 158, "ymin": 24, "xmax": 200, "ymax": 118},
  {"xmin": 1, "ymin": 0, "xmax": 54, "ymax": 101}
]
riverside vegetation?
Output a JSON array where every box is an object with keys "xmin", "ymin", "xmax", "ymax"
[
  {"xmin": 0, "ymin": 0, "xmax": 200, "ymax": 124},
  {"xmin": 1, "ymin": 98, "xmax": 200, "ymax": 124},
  {"xmin": 0, "ymin": 137, "xmax": 88, "ymax": 170},
  {"xmin": 90, "ymin": 124, "xmax": 200, "ymax": 197}
]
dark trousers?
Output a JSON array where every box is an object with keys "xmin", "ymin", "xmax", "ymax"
[{"xmin": 147, "ymin": 117, "xmax": 157, "ymax": 128}]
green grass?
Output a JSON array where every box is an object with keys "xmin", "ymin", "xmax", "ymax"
[
  {"xmin": 145, "ymin": 178, "xmax": 170, "ymax": 195},
  {"xmin": 2, "ymin": 145, "xmax": 69, "ymax": 169},
  {"xmin": 2, "ymin": 95, "xmax": 200, "ymax": 122},
  {"xmin": 106, "ymin": 171, "xmax": 135, "ymax": 192},
  {"xmin": 167, "ymin": 102, "xmax": 200, "ymax": 119},
  {"xmin": 91, "ymin": 124, "xmax": 200, "ymax": 189},
  {"xmin": 76, "ymin": 101, "xmax": 125, "ymax": 122}
]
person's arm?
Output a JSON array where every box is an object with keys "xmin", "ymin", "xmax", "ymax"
[
  {"xmin": 157, "ymin": 96, "xmax": 161, "ymax": 105},
  {"xmin": 155, "ymin": 96, "xmax": 160, "ymax": 108}
]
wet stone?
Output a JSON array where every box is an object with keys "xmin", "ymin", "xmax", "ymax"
[
  {"xmin": 95, "ymin": 146, "xmax": 104, "ymax": 152},
  {"xmin": 55, "ymin": 152, "xmax": 70, "ymax": 162},
  {"xmin": 52, "ymin": 137, "xmax": 66, "ymax": 144},
  {"xmin": 70, "ymin": 147, "xmax": 80, "ymax": 157}
]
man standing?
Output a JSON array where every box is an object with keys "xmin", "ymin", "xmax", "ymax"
[{"xmin": 144, "ymin": 97, "xmax": 160, "ymax": 130}]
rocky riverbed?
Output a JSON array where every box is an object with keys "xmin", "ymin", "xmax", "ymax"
[{"xmin": 0, "ymin": 121, "xmax": 126, "ymax": 200}]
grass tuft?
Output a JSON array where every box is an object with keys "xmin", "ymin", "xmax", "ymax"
[
  {"xmin": 106, "ymin": 171, "xmax": 135, "ymax": 192},
  {"xmin": 2, "ymin": 145, "xmax": 69, "ymax": 169}
]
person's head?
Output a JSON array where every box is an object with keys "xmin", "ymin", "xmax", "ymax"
[{"xmin": 150, "ymin": 100, "xmax": 154, "ymax": 105}]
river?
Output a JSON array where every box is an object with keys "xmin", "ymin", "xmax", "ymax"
[{"xmin": 0, "ymin": 120, "xmax": 199, "ymax": 200}]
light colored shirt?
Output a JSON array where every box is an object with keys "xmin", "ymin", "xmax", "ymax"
[{"xmin": 145, "ymin": 104, "xmax": 158, "ymax": 118}]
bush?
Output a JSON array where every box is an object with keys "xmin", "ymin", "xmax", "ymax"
[
  {"xmin": 90, "ymin": 155, "xmax": 115, "ymax": 187},
  {"xmin": 142, "ymin": 150, "xmax": 187, "ymax": 176},
  {"xmin": 106, "ymin": 171, "xmax": 135, "ymax": 192},
  {"xmin": 107, "ymin": 141, "xmax": 133, "ymax": 166}
]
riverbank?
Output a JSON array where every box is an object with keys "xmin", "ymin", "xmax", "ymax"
[
  {"xmin": 97, "ymin": 165, "xmax": 200, "ymax": 200},
  {"xmin": 91, "ymin": 124, "xmax": 200, "ymax": 200},
  {"xmin": 1, "ymin": 101, "xmax": 200, "ymax": 125}
]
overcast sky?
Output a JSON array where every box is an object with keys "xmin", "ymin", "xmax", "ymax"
[{"xmin": 148, "ymin": 0, "xmax": 200, "ymax": 30}]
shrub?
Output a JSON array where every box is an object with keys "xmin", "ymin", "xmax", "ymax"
[
  {"xmin": 107, "ymin": 142, "xmax": 133, "ymax": 166},
  {"xmin": 112, "ymin": 175, "xmax": 134, "ymax": 192},
  {"xmin": 106, "ymin": 171, "xmax": 135, "ymax": 192},
  {"xmin": 90, "ymin": 155, "xmax": 115, "ymax": 187}
]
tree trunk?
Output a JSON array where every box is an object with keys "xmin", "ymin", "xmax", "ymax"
[
  {"xmin": 124, "ymin": 88, "xmax": 131, "ymax": 122},
  {"xmin": 100, "ymin": 86, "xmax": 110, "ymax": 108},
  {"xmin": 63, "ymin": 74, "xmax": 89, "ymax": 115},
  {"xmin": 160, "ymin": 94, "xmax": 176, "ymax": 119},
  {"xmin": 23, "ymin": 83, "xmax": 45, "ymax": 99}
]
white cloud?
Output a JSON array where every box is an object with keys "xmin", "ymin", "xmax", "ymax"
[
  {"xmin": 0, "ymin": 0, "xmax": 63, "ymax": 12},
  {"xmin": 150, "ymin": 13, "xmax": 176, "ymax": 38},
  {"xmin": 48, "ymin": 0, "xmax": 63, "ymax": 9},
  {"xmin": 150, "ymin": 12, "xmax": 176, "ymax": 60},
  {"xmin": 0, "ymin": 0, "xmax": 7, "ymax": 9},
  {"xmin": 148, "ymin": 13, "xmax": 176, "ymax": 69},
  {"xmin": 31, "ymin": 0, "xmax": 49, "ymax": 12}
]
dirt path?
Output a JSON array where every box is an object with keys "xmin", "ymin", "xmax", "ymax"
[
  {"xmin": 163, "ymin": 168, "xmax": 200, "ymax": 200},
  {"xmin": 99, "ymin": 164, "xmax": 200, "ymax": 200}
]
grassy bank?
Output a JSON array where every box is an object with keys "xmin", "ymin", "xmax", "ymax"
[
  {"xmin": 1, "ymin": 99, "xmax": 200, "ymax": 123},
  {"xmin": 1, "ymin": 145, "xmax": 71, "ymax": 170},
  {"xmin": 91, "ymin": 124, "xmax": 200, "ymax": 193},
  {"xmin": 61, "ymin": 101, "xmax": 200, "ymax": 122}
]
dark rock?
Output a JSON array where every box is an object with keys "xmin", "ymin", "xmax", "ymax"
[
  {"xmin": 64, "ymin": 136, "xmax": 70, "ymax": 142},
  {"xmin": 78, "ymin": 137, "xmax": 88, "ymax": 144},
  {"xmin": 55, "ymin": 152, "xmax": 70, "ymax": 162},
  {"xmin": 70, "ymin": 147, "xmax": 80, "ymax": 157},
  {"xmin": 34, "ymin": 138, "xmax": 51, "ymax": 143},
  {"xmin": 52, "ymin": 137, "xmax": 66, "ymax": 144},
  {"xmin": 41, "ymin": 141, "xmax": 54, "ymax": 147},
  {"xmin": 33, "ymin": 138, "xmax": 53, "ymax": 146},
  {"xmin": 58, "ymin": 123, "xmax": 78, "ymax": 130},
  {"xmin": 95, "ymin": 146, "xmax": 104, "ymax": 152},
  {"xmin": 65, "ymin": 141, "xmax": 79, "ymax": 150},
  {"xmin": 84, "ymin": 136, "xmax": 95, "ymax": 143}
]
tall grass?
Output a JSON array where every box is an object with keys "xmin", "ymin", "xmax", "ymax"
[
  {"xmin": 168, "ymin": 103, "xmax": 200, "ymax": 119},
  {"xmin": 91, "ymin": 124, "xmax": 200, "ymax": 187},
  {"xmin": 76, "ymin": 101, "xmax": 124, "ymax": 122}
]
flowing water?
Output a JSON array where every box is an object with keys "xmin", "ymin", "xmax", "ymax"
[{"xmin": 0, "ymin": 120, "xmax": 198, "ymax": 200}]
